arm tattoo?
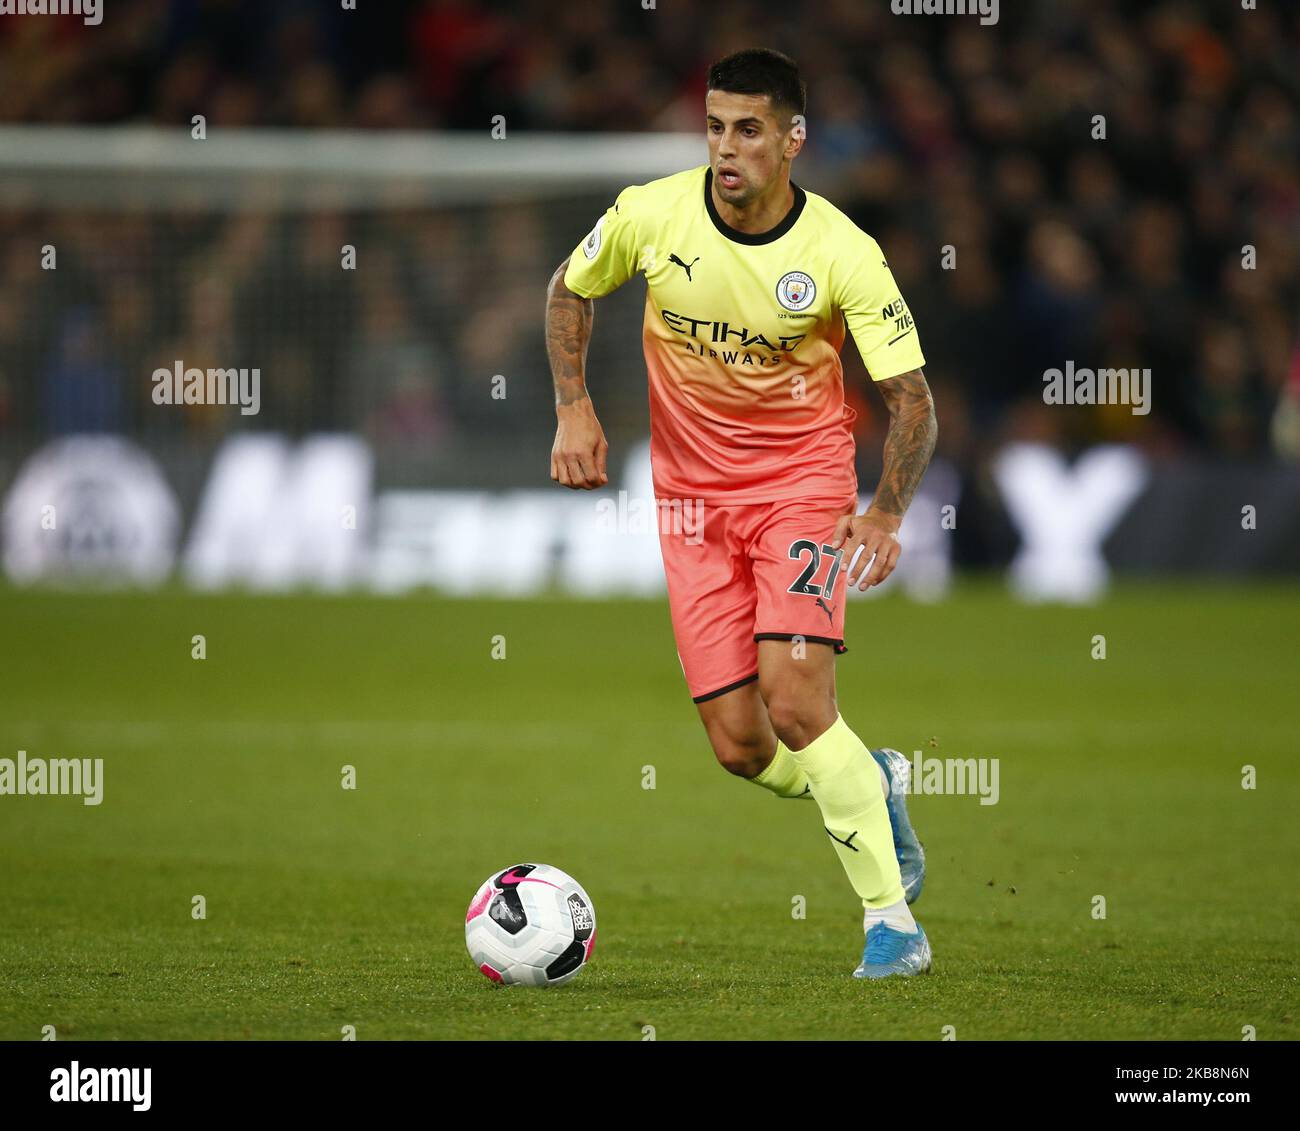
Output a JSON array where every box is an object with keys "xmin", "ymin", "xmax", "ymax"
[
  {"xmin": 871, "ymin": 368, "xmax": 938, "ymax": 518},
  {"xmin": 546, "ymin": 257, "xmax": 595, "ymax": 407}
]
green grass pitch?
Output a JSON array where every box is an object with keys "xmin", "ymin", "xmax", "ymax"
[{"xmin": 1, "ymin": 581, "xmax": 1296, "ymax": 1040}]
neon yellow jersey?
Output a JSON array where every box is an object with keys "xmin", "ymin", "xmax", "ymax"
[{"xmin": 564, "ymin": 164, "xmax": 925, "ymax": 504}]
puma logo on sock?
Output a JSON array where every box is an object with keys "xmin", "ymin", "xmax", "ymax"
[{"xmin": 825, "ymin": 827, "xmax": 860, "ymax": 852}]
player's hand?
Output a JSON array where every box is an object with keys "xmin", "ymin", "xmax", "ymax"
[
  {"xmin": 830, "ymin": 508, "xmax": 902, "ymax": 590},
  {"xmin": 551, "ymin": 400, "xmax": 609, "ymax": 489}
]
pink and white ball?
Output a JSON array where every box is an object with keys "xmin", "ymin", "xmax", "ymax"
[{"xmin": 465, "ymin": 863, "xmax": 597, "ymax": 987}]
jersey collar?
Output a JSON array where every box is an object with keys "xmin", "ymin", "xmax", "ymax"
[{"xmin": 703, "ymin": 166, "xmax": 806, "ymax": 246}]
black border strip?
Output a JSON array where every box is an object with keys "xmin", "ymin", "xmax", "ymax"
[
  {"xmin": 691, "ymin": 671, "xmax": 759, "ymax": 703},
  {"xmin": 704, "ymin": 167, "xmax": 807, "ymax": 245},
  {"xmin": 0, "ymin": 1039, "xmax": 1286, "ymax": 1114}
]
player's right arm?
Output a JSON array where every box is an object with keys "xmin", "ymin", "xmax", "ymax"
[
  {"xmin": 546, "ymin": 187, "xmax": 644, "ymax": 490},
  {"xmin": 546, "ymin": 258, "xmax": 607, "ymax": 488}
]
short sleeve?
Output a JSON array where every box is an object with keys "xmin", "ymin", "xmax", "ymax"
[
  {"xmin": 838, "ymin": 234, "xmax": 926, "ymax": 381},
  {"xmin": 563, "ymin": 186, "xmax": 642, "ymax": 299}
]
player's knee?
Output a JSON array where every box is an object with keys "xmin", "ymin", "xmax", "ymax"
[
  {"xmin": 764, "ymin": 692, "xmax": 836, "ymax": 752},
  {"xmin": 704, "ymin": 723, "xmax": 771, "ymax": 778}
]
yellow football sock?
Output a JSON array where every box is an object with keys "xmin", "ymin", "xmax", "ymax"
[
  {"xmin": 787, "ymin": 714, "xmax": 905, "ymax": 909},
  {"xmin": 751, "ymin": 740, "xmax": 813, "ymax": 799}
]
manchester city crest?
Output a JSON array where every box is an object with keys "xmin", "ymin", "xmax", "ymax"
[{"xmin": 775, "ymin": 270, "xmax": 816, "ymax": 311}]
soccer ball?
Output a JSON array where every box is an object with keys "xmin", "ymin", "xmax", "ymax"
[{"xmin": 465, "ymin": 863, "xmax": 596, "ymax": 987}]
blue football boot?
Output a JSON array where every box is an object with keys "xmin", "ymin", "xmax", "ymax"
[
  {"xmin": 853, "ymin": 920, "xmax": 933, "ymax": 979},
  {"xmin": 870, "ymin": 747, "xmax": 926, "ymax": 904}
]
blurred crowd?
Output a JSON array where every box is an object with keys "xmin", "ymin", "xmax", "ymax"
[{"xmin": 1, "ymin": 0, "xmax": 1298, "ymax": 465}]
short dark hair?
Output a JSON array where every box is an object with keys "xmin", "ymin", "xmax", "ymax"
[{"xmin": 707, "ymin": 48, "xmax": 806, "ymax": 123}]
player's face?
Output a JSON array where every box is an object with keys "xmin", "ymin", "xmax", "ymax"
[{"xmin": 705, "ymin": 90, "xmax": 798, "ymax": 207}]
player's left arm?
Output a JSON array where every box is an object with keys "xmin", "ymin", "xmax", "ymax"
[{"xmin": 831, "ymin": 367, "xmax": 937, "ymax": 589}]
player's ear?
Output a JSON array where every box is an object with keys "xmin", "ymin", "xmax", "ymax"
[{"xmin": 786, "ymin": 114, "xmax": 806, "ymax": 159}]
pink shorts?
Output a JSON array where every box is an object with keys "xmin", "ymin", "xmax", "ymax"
[{"xmin": 657, "ymin": 492, "xmax": 858, "ymax": 702}]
